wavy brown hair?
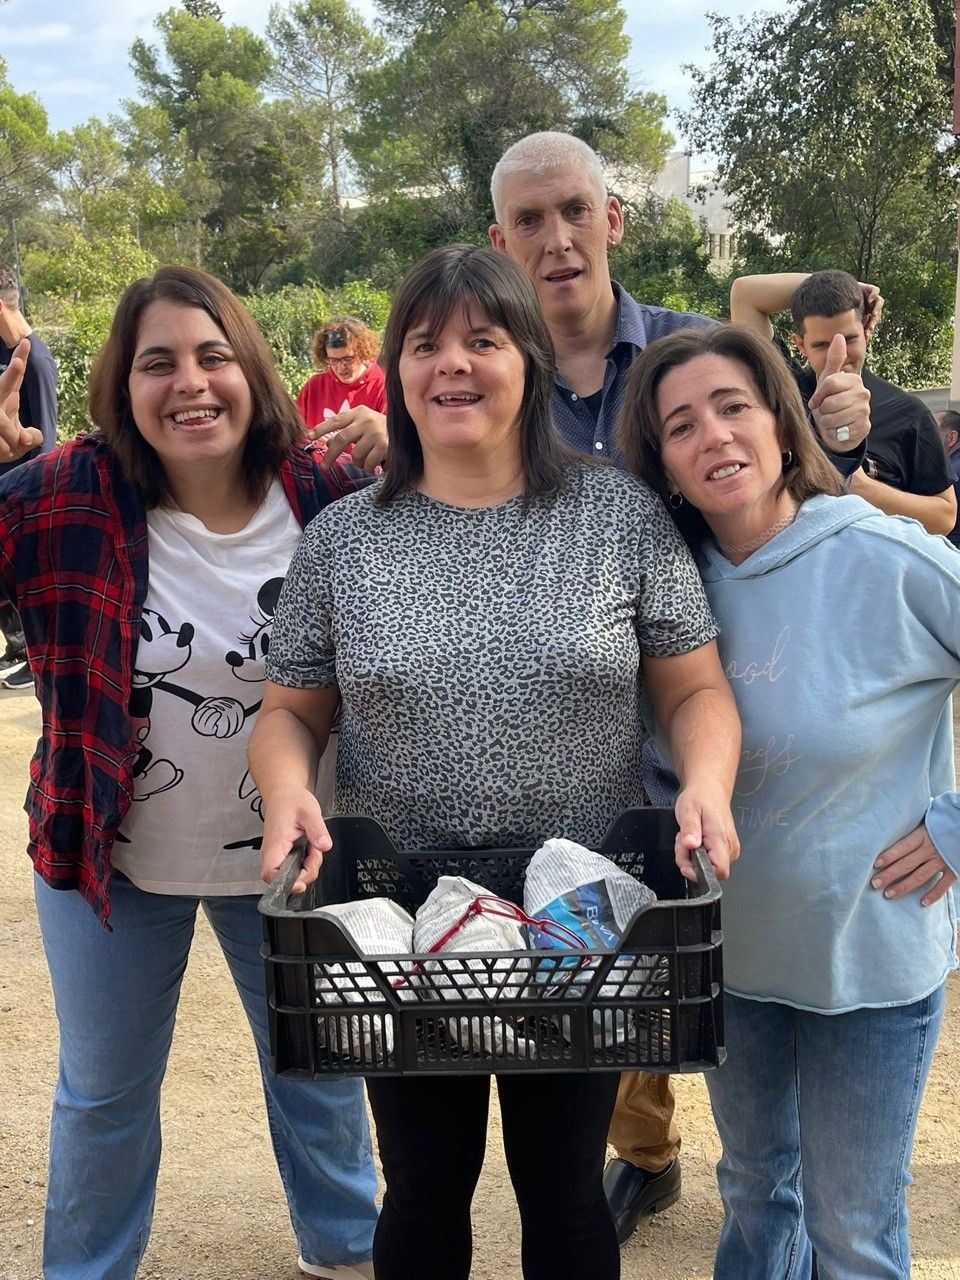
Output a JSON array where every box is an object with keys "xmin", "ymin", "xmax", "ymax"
[
  {"xmin": 618, "ymin": 324, "xmax": 843, "ymax": 549},
  {"xmin": 88, "ymin": 265, "xmax": 303, "ymax": 508},
  {"xmin": 310, "ymin": 315, "xmax": 380, "ymax": 370}
]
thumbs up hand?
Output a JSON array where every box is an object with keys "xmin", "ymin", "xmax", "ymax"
[
  {"xmin": 817, "ymin": 332, "xmax": 848, "ymax": 383},
  {"xmin": 806, "ymin": 333, "xmax": 870, "ymax": 453}
]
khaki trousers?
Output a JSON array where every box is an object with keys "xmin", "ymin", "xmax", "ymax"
[{"xmin": 607, "ymin": 1071, "xmax": 680, "ymax": 1172}]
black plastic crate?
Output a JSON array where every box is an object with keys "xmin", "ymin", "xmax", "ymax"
[{"xmin": 259, "ymin": 808, "xmax": 724, "ymax": 1078}]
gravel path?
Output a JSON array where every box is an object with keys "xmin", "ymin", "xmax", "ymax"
[{"xmin": 1, "ymin": 691, "xmax": 958, "ymax": 1279}]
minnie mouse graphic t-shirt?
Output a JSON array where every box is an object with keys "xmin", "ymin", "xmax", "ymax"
[{"xmin": 112, "ymin": 480, "xmax": 302, "ymax": 895}]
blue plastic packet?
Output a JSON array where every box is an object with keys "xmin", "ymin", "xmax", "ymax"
[{"xmin": 526, "ymin": 880, "xmax": 622, "ymax": 952}]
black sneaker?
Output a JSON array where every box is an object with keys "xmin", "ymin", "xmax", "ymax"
[
  {"xmin": 0, "ymin": 654, "xmax": 25, "ymax": 679},
  {"xmin": 1, "ymin": 660, "xmax": 33, "ymax": 691}
]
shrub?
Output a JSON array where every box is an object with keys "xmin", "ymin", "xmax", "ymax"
[{"xmin": 38, "ymin": 300, "xmax": 114, "ymax": 440}]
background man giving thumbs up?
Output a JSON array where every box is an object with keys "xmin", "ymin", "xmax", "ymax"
[{"xmin": 731, "ymin": 267, "xmax": 956, "ymax": 535}]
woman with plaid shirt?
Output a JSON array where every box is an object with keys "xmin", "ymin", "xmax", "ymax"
[{"xmin": 0, "ymin": 267, "xmax": 378, "ymax": 1280}]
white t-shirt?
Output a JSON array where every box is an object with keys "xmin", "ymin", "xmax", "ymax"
[{"xmin": 113, "ymin": 481, "xmax": 302, "ymax": 895}]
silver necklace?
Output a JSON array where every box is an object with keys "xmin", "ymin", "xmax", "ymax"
[{"xmin": 717, "ymin": 509, "xmax": 798, "ymax": 562}]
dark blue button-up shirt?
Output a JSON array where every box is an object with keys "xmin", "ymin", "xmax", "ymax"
[
  {"xmin": 553, "ymin": 286, "xmax": 716, "ymax": 805},
  {"xmin": 550, "ymin": 283, "xmax": 715, "ymax": 464}
]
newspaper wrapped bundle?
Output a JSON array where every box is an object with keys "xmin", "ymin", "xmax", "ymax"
[
  {"xmin": 310, "ymin": 897, "xmax": 416, "ymax": 1064},
  {"xmin": 412, "ymin": 876, "xmax": 536, "ymax": 1057},
  {"xmin": 524, "ymin": 837, "xmax": 663, "ymax": 1046}
]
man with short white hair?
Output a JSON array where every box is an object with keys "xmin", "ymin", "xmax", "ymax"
[{"xmin": 489, "ymin": 131, "xmax": 715, "ymax": 465}]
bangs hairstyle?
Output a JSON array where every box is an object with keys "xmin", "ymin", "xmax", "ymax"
[
  {"xmin": 311, "ymin": 315, "xmax": 380, "ymax": 369},
  {"xmin": 377, "ymin": 244, "xmax": 569, "ymax": 506},
  {"xmin": 617, "ymin": 324, "xmax": 843, "ymax": 550},
  {"xmin": 88, "ymin": 265, "xmax": 303, "ymax": 508}
]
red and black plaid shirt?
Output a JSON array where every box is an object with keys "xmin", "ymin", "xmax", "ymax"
[{"xmin": 0, "ymin": 434, "xmax": 358, "ymax": 925}]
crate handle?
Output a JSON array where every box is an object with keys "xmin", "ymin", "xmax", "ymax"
[
  {"xmin": 257, "ymin": 844, "xmax": 309, "ymax": 916},
  {"xmin": 691, "ymin": 846, "xmax": 722, "ymax": 897}
]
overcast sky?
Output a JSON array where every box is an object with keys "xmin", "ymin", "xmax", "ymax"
[{"xmin": 3, "ymin": 0, "xmax": 794, "ymax": 162}]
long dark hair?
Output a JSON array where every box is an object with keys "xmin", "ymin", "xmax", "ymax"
[
  {"xmin": 377, "ymin": 244, "xmax": 569, "ymax": 505},
  {"xmin": 618, "ymin": 324, "xmax": 843, "ymax": 549},
  {"xmin": 88, "ymin": 265, "xmax": 303, "ymax": 508}
]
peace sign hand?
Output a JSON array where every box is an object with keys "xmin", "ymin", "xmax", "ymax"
[{"xmin": 0, "ymin": 339, "xmax": 44, "ymax": 465}]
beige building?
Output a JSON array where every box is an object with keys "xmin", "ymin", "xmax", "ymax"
[{"xmin": 611, "ymin": 151, "xmax": 740, "ymax": 269}]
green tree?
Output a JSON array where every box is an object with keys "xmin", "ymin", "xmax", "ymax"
[
  {"xmin": 276, "ymin": 190, "xmax": 482, "ymax": 291},
  {"xmin": 927, "ymin": 0, "xmax": 956, "ymax": 94},
  {"xmin": 0, "ymin": 57, "xmax": 62, "ymax": 225},
  {"xmin": 611, "ymin": 193, "xmax": 727, "ymax": 319},
  {"xmin": 126, "ymin": 5, "xmax": 328, "ymax": 288},
  {"xmin": 57, "ymin": 119, "xmax": 128, "ymax": 210},
  {"xmin": 682, "ymin": 0, "xmax": 955, "ymax": 281},
  {"xmin": 129, "ymin": 6, "xmax": 273, "ymax": 134},
  {"xmin": 184, "ymin": 0, "xmax": 224, "ymax": 16},
  {"xmin": 21, "ymin": 118, "xmax": 158, "ymax": 304},
  {"xmin": 266, "ymin": 0, "xmax": 384, "ymax": 208},
  {"xmin": 682, "ymin": 0, "xmax": 957, "ymax": 384},
  {"xmin": 23, "ymin": 223, "xmax": 157, "ymax": 305},
  {"xmin": 349, "ymin": 0, "xmax": 672, "ymax": 226}
]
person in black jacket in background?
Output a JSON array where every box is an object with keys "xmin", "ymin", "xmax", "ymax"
[{"xmin": 0, "ymin": 264, "xmax": 57, "ymax": 691}]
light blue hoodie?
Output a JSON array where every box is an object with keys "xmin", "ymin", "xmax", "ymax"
[{"xmin": 698, "ymin": 494, "xmax": 959, "ymax": 1012}]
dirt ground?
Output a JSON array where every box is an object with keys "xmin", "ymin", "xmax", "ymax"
[{"xmin": 1, "ymin": 691, "xmax": 959, "ymax": 1280}]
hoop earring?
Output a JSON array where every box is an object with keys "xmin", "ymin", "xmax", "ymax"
[
  {"xmin": 668, "ymin": 491, "xmax": 684, "ymax": 510},
  {"xmin": 781, "ymin": 450, "xmax": 794, "ymax": 470}
]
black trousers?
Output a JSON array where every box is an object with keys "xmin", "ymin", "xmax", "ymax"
[
  {"xmin": 366, "ymin": 1070, "xmax": 621, "ymax": 1280},
  {"xmin": 0, "ymin": 599, "xmax": 25, "ymax": 661}
]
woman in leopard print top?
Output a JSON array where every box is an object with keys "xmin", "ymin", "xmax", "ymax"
[{"xmin": 250, "ymin": 245, "xmax": 741, "ymax": 1280}]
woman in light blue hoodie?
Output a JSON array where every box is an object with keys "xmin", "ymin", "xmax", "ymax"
[{"xmin": 620, "ymin": 324, "xmax": 959, "ymax": 1280}]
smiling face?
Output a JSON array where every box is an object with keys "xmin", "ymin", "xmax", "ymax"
[
  {"xmin": 397, "ymin": 307, "xmax": 526, "ymax": 464},
  {"xmin": 657, "ymin": 354, "xmax": 795, "ymax": 544},
  {"xmin": 127, "ymin": 301, "xmax": 254, "ymax": 484},
  {"xmin": 489, "ymin": 163, "xmax": 623, "ymax": 331},
  {"xmin": 792, "ymin": 309, "xmax": 868, "ymax": 376}
]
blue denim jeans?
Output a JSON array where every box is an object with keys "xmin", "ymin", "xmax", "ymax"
[
  {"xmin": 706, "ymin": 988, "xmax": 945, "ymax": 1280},
  {"xmin": 35, "ymin": 872, "xmax": 378, "ymax": 1280}
]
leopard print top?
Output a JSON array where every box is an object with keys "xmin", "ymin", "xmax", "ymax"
[{"xmin": 268, "ymin": 462, "xmax": 718, "ymax": 852}]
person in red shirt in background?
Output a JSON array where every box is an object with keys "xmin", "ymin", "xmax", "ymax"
[{"xmin": 296, "ymin": 317, "xmax": 387, "ymax": 468}]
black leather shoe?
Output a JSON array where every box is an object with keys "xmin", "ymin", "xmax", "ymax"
[{"xmin": 603, "ymin": 1156, "xmax": 682, "ymax": 1245}]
